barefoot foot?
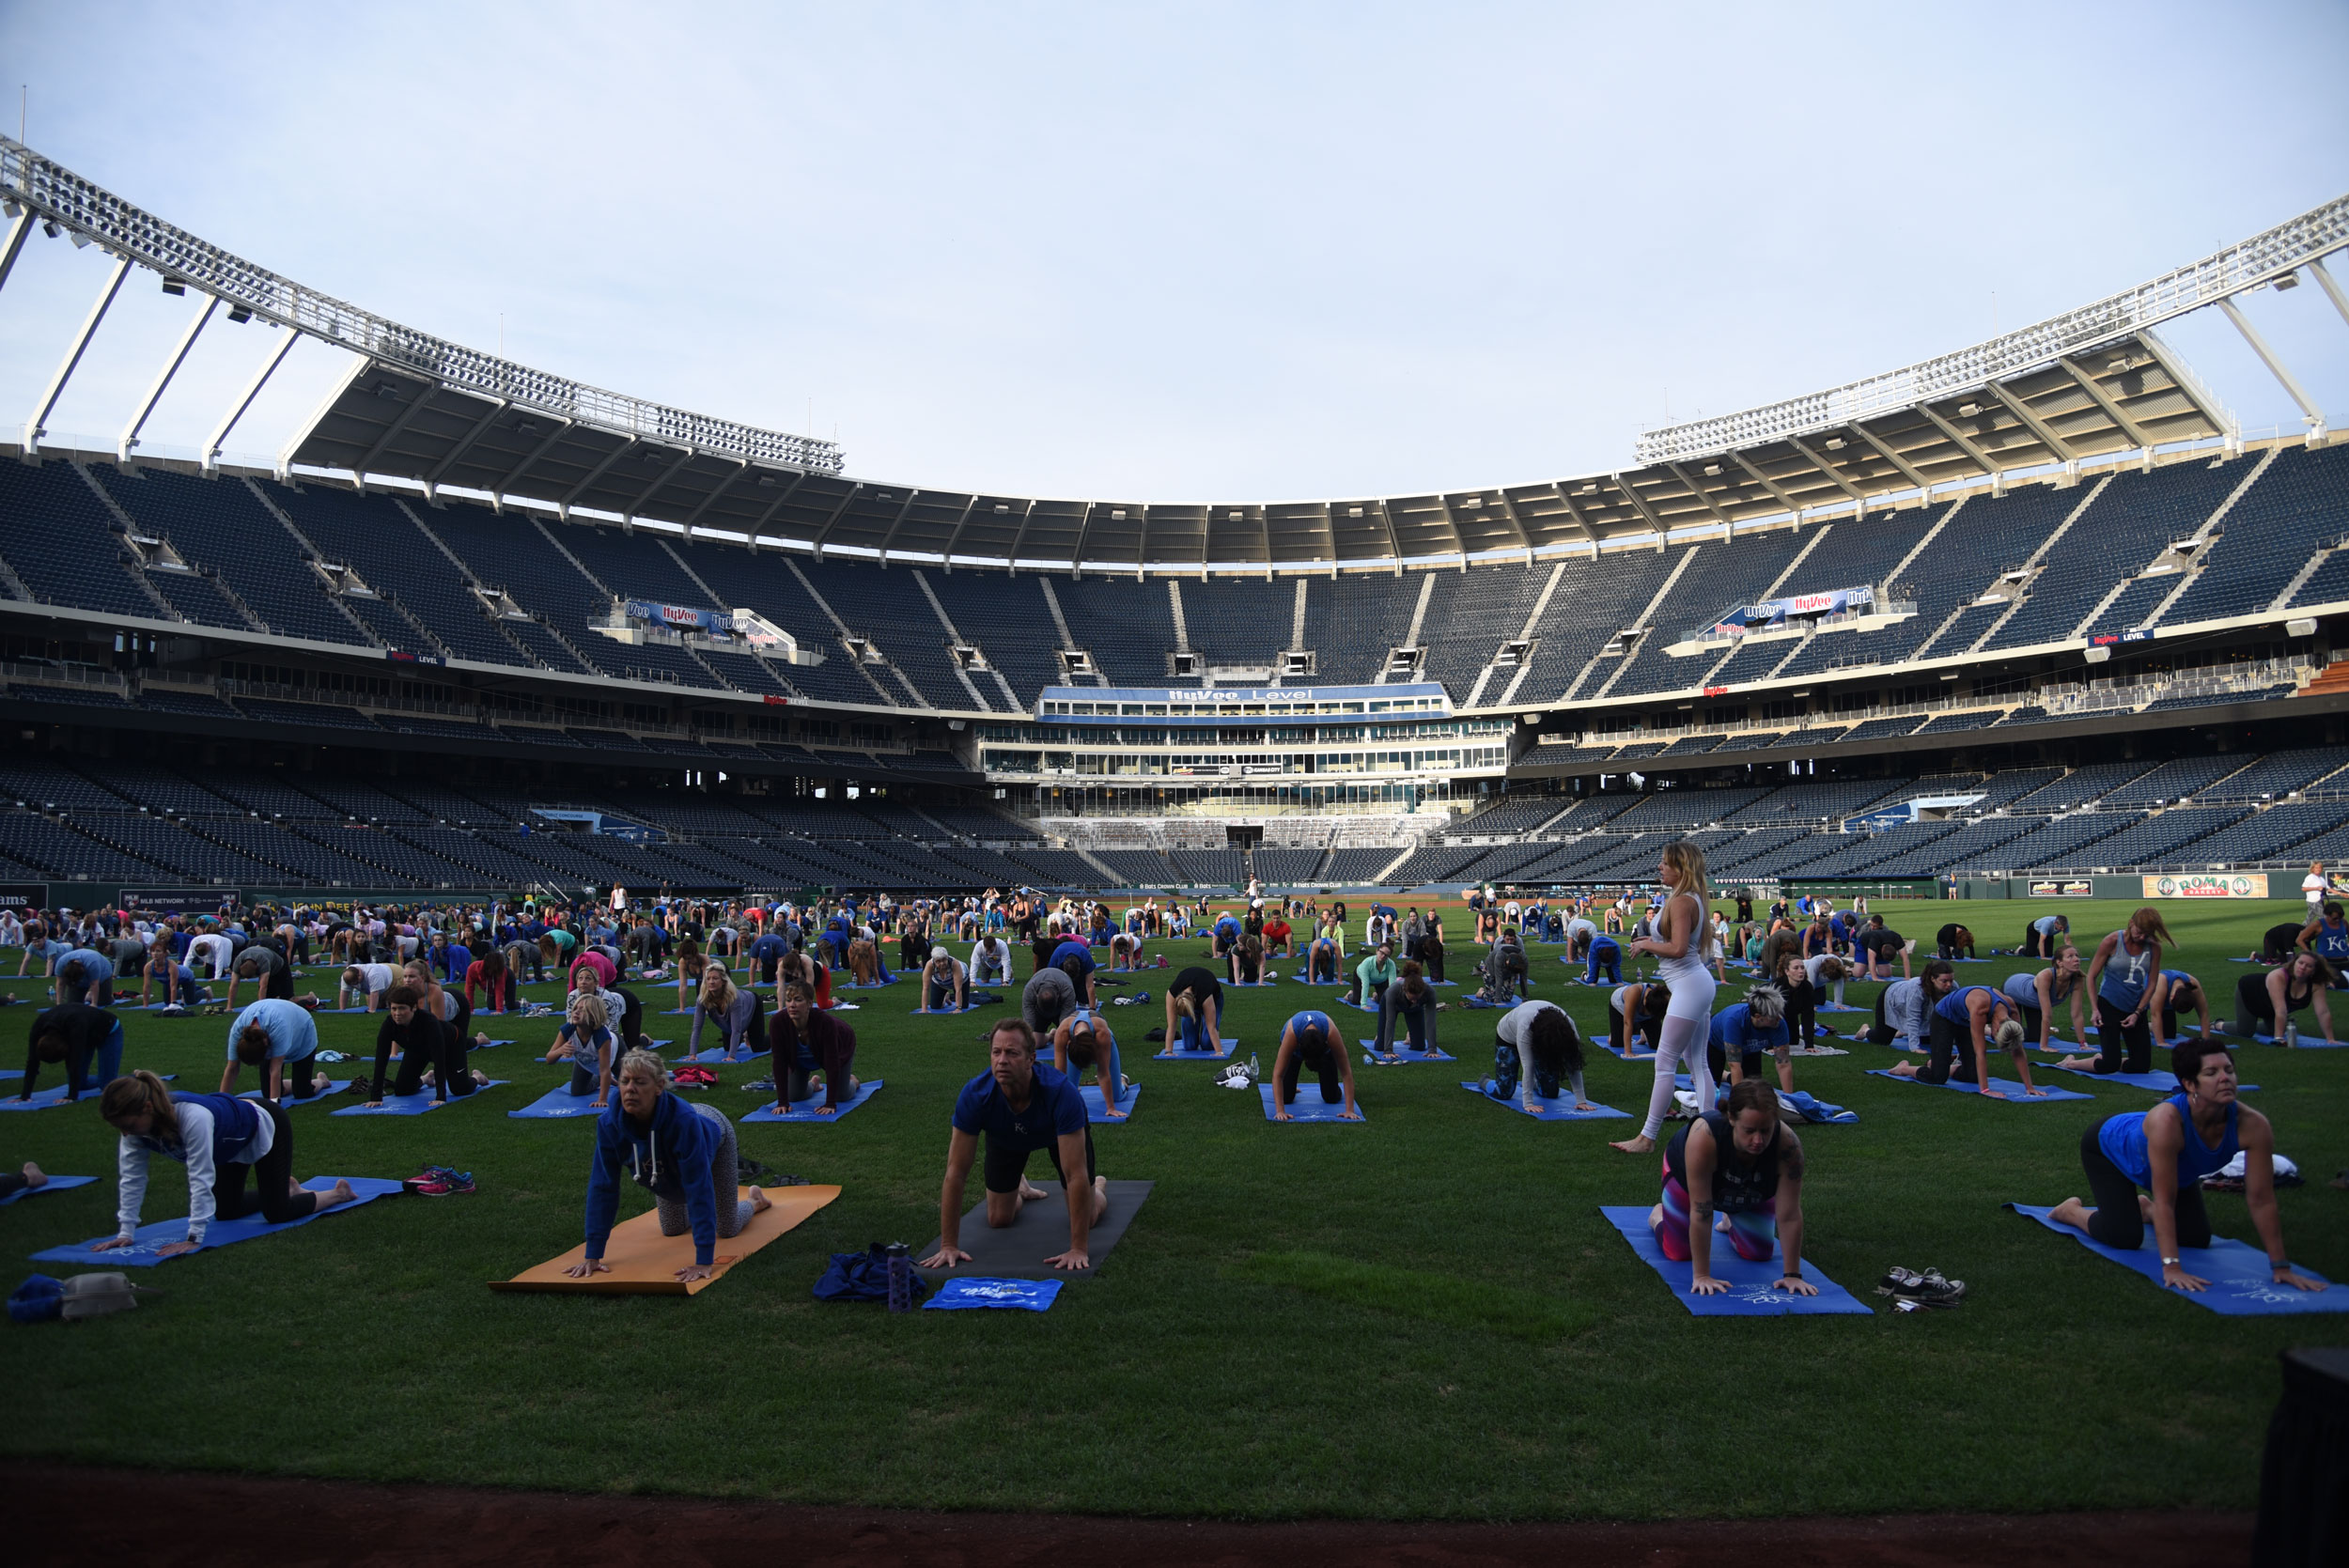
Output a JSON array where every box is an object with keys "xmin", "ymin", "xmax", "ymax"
[
  {"xmin": 23, "ymin": 1160, "xmax": 46, "ymax": 1188},
  {"xmin": 748, "ymin": 1185, "xmax": 771, "ymax": 1214},
  {"xmin": 1610, "ymin": 1134, "xmax": 1657, "ymax": 1155}
]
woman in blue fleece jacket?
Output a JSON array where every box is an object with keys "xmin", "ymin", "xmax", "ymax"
[{"xmin": 568, "ymin": 1048, "xmax": 769, "ymax": 1284}]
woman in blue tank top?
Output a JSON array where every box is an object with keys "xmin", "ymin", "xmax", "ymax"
[
  {"xmin": 2298, "ymin": 899, "xmax": 2349, "ymax": 979},
  {"xmin": 2082, "ymin": 907, "xmax": 2170, "ymax": 1076},
  {"xmin": 2046, "ymin": 1039, "xmax": 2326, "ymax": 1296}
]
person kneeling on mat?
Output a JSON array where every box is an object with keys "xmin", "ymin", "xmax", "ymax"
[
  {"xmin": 95, "ymin": 1068, "xmax": 356, "ymax": 1259},
  {"xmin": 1486, "ymin": 999, "xmax": 1594, "ymax": 1112},
  {"xmin": 568, "ymin": 1049, "xmax": 770, "ymax": 1286},
  {"xmin": 1164, "ymin": 965, "xmax": 1225, "ymax": 1053},
  {"xmin": 2046, "ymin": 1039, "xmax": 2325, "ymax": 1296},
  {"xmin": 2149, "ymin": 969, "xmax": 2216, "ymax": 1046},
  {"xmin": 364, "ymin": 985, "xmax": 488, "ymax": 1108},
  {"xmin": 1709, "ymin": 985, "xmax": 1793, "ymax": 1094},
  {"xmin": 219, "ymin": 997, "xmax": 328, "ymax": 1105},
  {"xmin": 555, "ymin": 993, "xmax": 617, "ymax": 1110},
  {"xmin": 1887, "ymin": 982, "xmax": 2044, "ymax": 1097},
  {"xmin": 1049, "ymin": 1012, "xmax": 1129, "ymax": 1119},
  {"xmin": 2231, "ymin": 951, "xmax": 2338, "ymax": 1047},
  {"xmin": 1609, "ymin": 980, "xmax": 1671, "ymax": 1057},
  {"xmin": 768, "ymin": 982, "xmax": 858, "ymax": 1115},
  {"xmin": 1867, "ymin": 962, "xmax": 1953, "ymax": 1048},
  {"xmin": 1935, "ymin": 923, "xmax": 1975, "ymax": 961},
  {"xmin": 21, "ymin": 1001, "xmax": 126, "ymax": 1104},
  {"xmin": 1270, "ymin": 1010, "xmax": 1360, "ymax": 1121},
  {"xmin": 921, "ymin": 1017, "xmax": 1104, "ymax": 1271},
  {"xmin": 1652, "ymin": 1079, "xmax": 1814, "ymax": 1296},
  {"xmin": 921, "ymin": 946, "xmax": 970, "ymax": 1013}
]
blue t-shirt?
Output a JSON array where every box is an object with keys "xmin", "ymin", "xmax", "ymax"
[
  {"xmin": 1934, "ymin": 985, "xmax": 1999, "ymax": 1026},
  {"xmin": 1709, "ymin": 1002, "xmax": 1791, "ymax": 1055},
  {"xmin": 1286, "ymin": 1011, "xmax": 1336, "ymax": 1055},
  {"xmin": 2097, "ymin": 1094, "xmax": 2240, "ymax": 1189},
  {"xmin": 59, "ymin": 949, "xmax": 115, "ymax": 985},
  {"xmin": 1049, "ymin": 939, "xmax": 1095, "ymax": 978},
  {"xmin": 1214, "ymin": 916, "xmax": 1241, "ymax": 943},
  {"xmin": 951, "ymin": 1063, "xmax": 1088, "ymax": 1154},
  {"xmin": 226, "ymin": 998, "xmax": 319, "ymax": 1063},
  {"xmin": 2159, "ymin": 969, "xmax": 2199, "ymax": 1001}
]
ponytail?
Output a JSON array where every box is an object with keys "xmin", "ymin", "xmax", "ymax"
[{"xmin": 101, "ymin": 1069, "xmax": 178, "ymax": 1144}]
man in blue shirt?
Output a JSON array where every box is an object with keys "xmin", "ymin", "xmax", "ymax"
[{"xmin": 920, "ymin": 1017, "xmax": 1105, "ymax": 1272}]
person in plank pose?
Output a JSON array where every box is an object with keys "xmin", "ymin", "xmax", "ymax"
[
  {"xmin": 2046, "ymin": 1038, "xmax": 2325, "ymax": 1295},
  {"xmin": 921, "ymin": 1017, "xmax": 1104, "ymax": 1272},
  {"xmin": 1651, "ymin": 1079, "xmax": 1816, "ymax": 1297},
  {"xmin": 1610, "ymin": 841, "xmax": 1719, "ymax": 1157},
  {"xmin": 94, "ymin": 1068, "xmax": 357, "ymax": 1258},
  {"xmin": 1268, "ymin": 1009, "xmax": 1361, "ymax": 1121},
  {"xmin": 566, "ymin": 1049, "xmax": 770, "ymax": 1286},
  {"xmin": 1484, "ymin": 998, "xmax": 1595, "ymax": 1112},
  {"xmin": 767, "ymin": 982, "xmax": 859, "ymax": 1115}
]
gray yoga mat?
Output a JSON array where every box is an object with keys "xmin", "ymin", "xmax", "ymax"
[{"xmin": 915, "ymin": 1178, "xmax": 1154, "ymax": 1282}]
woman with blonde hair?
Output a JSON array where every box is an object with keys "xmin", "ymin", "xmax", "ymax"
[
  {"xmin": 1611, "ymin": 839, "xmax": 1719, "ymax": 1157},
  {"xmin": 687, "ymin": 966, "xmax": 763, "ymax": 1062},
  {"xmin": 555, "ymin": 992, "xmax": 617, "ymax": 1109},
  {"xmin": 567, "ymin": 1049, "xmax": 769, "ymax": 1286},
  {"xmin": 94, "ymin": 1069, "xmax": 355, "ymax": 1259}
]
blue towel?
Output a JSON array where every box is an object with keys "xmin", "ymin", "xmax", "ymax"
[
  {"xmin": 29, "ymin": 1177, "xmax": 405, "ymax": 1267},
  {"xmin": 2252, "ymin": 1033, "xmax": 2349, "ymax": 1048},
  {"xmin": 1779, "ymin": 1090, "xmax": 1859, "ymax": 1125},
  {"xmin": 741, "ymin": 1078, "xmax": 885, "ymax": 1123},
  {"xmin": 1599, "ymin": 1205, "xmax": 1873, "ymax": 1316},
  {"xmin": 1456, "ymin": 1080, "xmax": 1628, "ymax": 1121},
  {"xmin": 1358, "ymin": 1038, "xmax": 1453, "ymax": 1063},
  {"xmin": 2, "ymin": 1074, "xmax": 175, "ymax": 1113},
  {"xmin": 910, "ymin": 1003, "xmax": 986, "ymax": 1015},
  {"xmin": 1079, "ymin": 1083, "xmax": 1142, "ymax": 1124},
  {"xmin": 2005, "ymin": 1204, "xmax": 2347, "ymax": 1315},
  {"xmin": 330, "ymin": 1081, "xmax": 508, "ymax": 1117},
  {"xmin": 1259, "ymin": 1083, "xmax": 1363, "ymax": 1122},
  {"xmin": 1863, "ymin": 1069, "xmax": 2092, "ymax": 1102},
  {"xmin": 0, "ymin": 1174, "xmax": 97, "ymax": 1206},
  {"xmin": 237, "ymin": 1080, "xmax": 351, "ymax": 1108},
  {"xmin": 2049, "ymin": 1065, "xmax": 2257, "ymax": 1094},
  {"xmin": 923, "ymin": 1277, "xmax": 1063, "ymax": 1312},
  {"xmin": 1154, "ymin": 1036, "xmax": 1237, "ymax": 1060},
  {"xmin": 507, "ymin": 1083, "xmax": 609, "ymax": 1119}
]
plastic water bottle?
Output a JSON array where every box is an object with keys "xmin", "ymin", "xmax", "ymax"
[
  {"xmin": 2285, "ymin": 1019, "xmax": 2298, "ymax": 1049},
  {"xmin": 1249, "ymin": 1052, "xmax": 1260, "ymax": 1081},
  {"xmin": 884, "ymin": 1242, "xmax": 912, "ymax": 1312}
]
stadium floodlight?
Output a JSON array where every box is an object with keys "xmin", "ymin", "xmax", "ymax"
[
  {"xmin": 2288, "ymin": 617, "xmax": 2318, "ymax": 637},
  {"xmin": 159, "ymin": 276, "xmax": 183, "ymax": 295}
]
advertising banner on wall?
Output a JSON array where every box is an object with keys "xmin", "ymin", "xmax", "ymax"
[
  {"xmin": 2027, "ymin": 879, "xmax": 2095, "ymax": 897},
  {"xmin": 1713, "ymin": 585, "xmax": 1875, "ymax": 637},
  {"xmin": 121, "ymin": 890, "xmax": 238, "ymax": 913},
  {"xmin": 623, "ymin": 599, "xmax": 731, "ymax": 635},
  {"xmin": 2141, "ymin": 873, "xmax": 2270, "ymax": 899},
  {"xmin": 0, "ymin": 882, "xmax": 48, "ymax": 910}
]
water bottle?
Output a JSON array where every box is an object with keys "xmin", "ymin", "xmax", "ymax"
[
  {"xmin": 2285, "ymin": 1019, "xmax": 2298, "ymax": 1049},
  {"xmin": 1249, "ymin": 1052, "xmax": 1260, "ymax": 1082},
  {"xmin": 884, "ymin": 1242, "xmax": 912, "ymax": 1312}
]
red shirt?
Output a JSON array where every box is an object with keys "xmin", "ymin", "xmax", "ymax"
[{"xmin": 1263, "ymin": 920, "xmax": 1293, "ymax": 944}]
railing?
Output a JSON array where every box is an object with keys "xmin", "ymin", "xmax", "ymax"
[{"xmin": 1, "ymin": 660, "xmax": 126, "ymax": 691}]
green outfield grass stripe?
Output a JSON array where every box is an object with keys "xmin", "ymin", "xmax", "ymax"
[{"xmin": 1231, "ymin": 1249, "xmax": 1600, "ymax": 1342}]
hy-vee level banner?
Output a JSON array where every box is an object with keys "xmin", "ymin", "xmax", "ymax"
[{"xmin": 1711, "ymin": 585, "xmax": 1875, "ymax": 637}]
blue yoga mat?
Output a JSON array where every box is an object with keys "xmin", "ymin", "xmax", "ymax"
[
  {"xmin": 1456, "ymin": 1080, "xmax": 1628, "ymax": 1121},
  {"xmin": 2, "ymin": 1074, "xmax": 175, "ymax": 1112},
  {"xmin": 474, "ymin": 1038, "xmax": 518, "ymax": 1049},
  {"xmin": 2049, "ymin": 1065, "xmax": 2257, "ymax": 1094},
  {"xmin": 1079, "ymin": 1083, "xmax": 1141, "ymax": 1123},
  {"xmin": 671, "ymin": 1047, "xmax": 756, "ymax": 1064},
  {"xmin": 331, "ymin": 1081, "xmax": 508, "ymax": 1117},
  {"xmin": 1258, "ymin": 1084, "xmax": 1363, "ymax": 1123},
  {"xmin": 840, "ymin": 981, "xmax": 897, "ymax": 989},
  {"xmin": 1335, "ymin": 996, "xmax": 1377, "ymax": 1014},
  {"xmin": 1599, "ymin": 1204, "xmax": 1873, "ymax": 1316},
  {"xmin": 741, "ymin": 1078, "xmax": 884, "ymax": 1124},
  {"xmin": 1154, "ymin": 1036, "xmax": 1238, "ymax": 1060},
  {"xmin": 0, "ymin": 1174, "xmax": 97, "ymax": 1206},
  {"xmin": 2005, "ymin": 1204, "xmax": 2347, "ymax": 1315},
  {"xmin": 30, "ymin": 1177, "xmax": 406, "ymax": 1267},
  {"xmin": 924, "ymin": 1276, "xmax": 1063, "ymax": 1312},
  {"xmin": 1817, "ymin": 1001, "xmax": 1864, "ymax": 1013},
  {"xmin": 238, "ymin": 1080, "xmax": 351, "ymax": 1108},
  {"xmin": 1358, "ymin": 1038, "xmax": 1454, "ymax": 1063},
  {"xmin": 508, "ymin": 1083, "xmax": 607, "ymax": 1119},
  {"xmin": 1599, "ymin": 1040, "xmax": 1657, "ymax": 1061},
  {"xmin": 1863, "ymin": 1069, "xmax": 2092, "ymax": 1102},
  {"xmin": 1227, "ymin": 980, "xmax": 1281, "ymax": 987},
  {"xmin": 2252, "ymin": 1033, "xmax": 2349, "ymax": 1048},
  {"xmin": 910, "ymin": 1004, "xmax": 987, "ymax": 1015}
]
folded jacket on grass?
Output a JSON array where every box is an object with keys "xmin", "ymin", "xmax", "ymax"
[
  {"xmin": 1259, "ymin": 1084, "xmax": 1364, "ymax": 1123},
  {"xmin": 331, "ymin": 1081, "xmax": 509, "ymax": 1117},
  {"xmin": 740, "ymin": 1079, "xmax": 884, "ymax": 1124},
  {"xmin": 2004, "ymin": 1203, "xmax": 2347, "ymax": 1315},
  {"xmin": 1599, "ymin": 1204, "xmax": 1873, "ymax": 1316},
  {"xmin": 31, "ymin": 1177, "xmax": 404, "ymax": 1267},
  {"xmin": 1359, "ymin": 1038, "xmax": 1454, "ymax": 1063},
  {"xmin": 489, "ymin": 1184, "xmax": 839, "ymax": 1296},
  {"xmin": 237, "ymin": 1080, "xmax": 351, "ymax": 1108},
  {"xmin": 1078, "ymin": 1083, "xmax": 1141, "ymax": 1123},
  {"xmin": 1455, "ymin": 1080, "xmax": 1628, "ymax": 1121},
  {"xmin": 924, "ymin": 1277, "xmax": 1064, "ymax": 1312},
  {"xmin": 508, "ymin": 1083, "xmax": 611, "ymax": 1119},
  {"xmin": 0, "ymin": 1174, "xmax": 97, "ymax": 1206},
  {"xmin": 2048, "ymin": 1064, "xmax": 2258, "ymax": 1094},
  {"xmin": 1154, "ymin": 1036, "xmax": 1238, "ymax": 1060},
  {"xmin": 1863, "ymin": 1069, "xmax": 2092, "ymax": 1102},
  {"xmin": 915, "ymin": 1179, "xmax": 1152, "ymax": 1282},
  {"xmin": 3, "ymin": 1075, "xmax": 175, "ymax": 1112}
]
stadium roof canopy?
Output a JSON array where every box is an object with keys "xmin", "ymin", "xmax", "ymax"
[{"xmin": 5, "ymin": 134, "xmax": 2344, "ymax": 572}]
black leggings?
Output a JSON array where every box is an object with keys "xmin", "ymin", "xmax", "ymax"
[
  {"xmin": 982, "ymin": 1124, "xmax": 1097, "ymax": 1195},
  {"xmin": 1919, "ymin": 1010, "xmax": 1981, "ymax": 1086},
  {"xmin": 392, "ymin": 1020, "xmax": 474, "ymax": 1101},
  {"xmin": 1279, "ymin": 1045, "xmax": 1343, "ymax": 1106},
  {"xmin": 215, "ymin": 1099, "xmax": 319, "ymax": 1226},
  {"xmin": 2232, "ymin": 971, "xmax": 2310, "ymax": 1039},
  {"xmin": 2094, "ymin": 996, "xmax": 2154, "ymax": 1075},
  {"xmin": 1865, "ymin": 986, "xmax": 1906, "ymax": 1048},
  {"xmin": 2079, "ymin": 1120, "xmax": 2210, "ymax": 1250}
]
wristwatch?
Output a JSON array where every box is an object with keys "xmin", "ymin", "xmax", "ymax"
[{"xmin": 2161, "ymin": 1256, "xmax": 2182, "ymax": 1266}]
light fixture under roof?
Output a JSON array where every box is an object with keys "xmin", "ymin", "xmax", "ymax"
[
  {"xmin": 1824, "ymin": 437, "xmax": 1845, "ymax": 450},
  {"xmin": 1702, "ymin": 463, "xmax": 1721, "ymax": 476},
  {"xmin": 994, "ymin": 504, "xmax": 1010, "ymax": 514},
  {"xmin": 1111, "ymin": 508, "xmax": 1127, "ymax": 520},
  {"xmin": 1957, "ymin": 402, "xmax": 1982, "ymax": 417},
  {"xmin": 1347, "ymin": 505, "xmax": 1364, "ymax": 519}
]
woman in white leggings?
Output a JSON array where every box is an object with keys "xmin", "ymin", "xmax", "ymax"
[{"xmin": 1610, "ymin": 839, "xmax": 1719, "ymax": 1156}]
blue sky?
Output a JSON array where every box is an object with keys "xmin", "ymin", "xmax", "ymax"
[{"xmin": 1, "ymin": 1, "xmax": 2344, "ymax": 502}]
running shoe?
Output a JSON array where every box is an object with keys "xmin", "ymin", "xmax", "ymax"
[{"xmin": 407, "ymin": 1165, "xmax": 476, "ymax": 1197}]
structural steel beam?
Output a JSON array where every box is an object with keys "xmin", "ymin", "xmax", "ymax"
[
  {"xmin": 24, "ymin": 252, "xmax": 130, "ymax": 452},
  {"xmin": 420, "ymin": 396, "xmax": 511, "ymax": 499},
  {"xmin": 1845, "ymin": 421, "xmax": 1934, "ymax": 494},
  {"xmin": 205, "ymin": 325, "xmax": 301, "ymax": 474},
  {"xmin": 489, "ymin": 417, "xmax": 575, "ymax": 507},
  {"xmin": 1915, "ymin": 403, "xmax": 2002, "ymax": 477},
  {"xmin": 2056, "ymin": 356, "xmax": 2155, "ymax": 450},
  {"xmin": 555, "ymin": 436, "xmax": 643, "ymax": 519},
  {"xmin": 1730, "ymin": 452, "xmax": 1805, "ymax": 514},
  {"xmin": 2219, "ymin": 295, "xmax": 2326, "ymax": 437},
  {"xmin": 1984, "ymin": 380, "xmax": 2079, "ymax": 464},
  {"xmin": 677, "ymin": 458, "xmax": 751, "ymax": 537},
  {"xmin": 119, "ymin": 293, "xmax": 216, "ymax": 462}
]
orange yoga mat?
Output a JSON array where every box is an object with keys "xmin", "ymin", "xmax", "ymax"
[{"xmin": 489, "ymin": 1185, "xmax": 840, "ymax": 1296}]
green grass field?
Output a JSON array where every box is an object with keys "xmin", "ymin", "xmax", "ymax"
[{"xmin": 1, "ymin": 895, "xmax": 2341, "ymax": 1521}]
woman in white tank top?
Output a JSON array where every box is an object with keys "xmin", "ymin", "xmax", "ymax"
[{"xmin": 1612, "ymin": 840, "xmax": 1721, "ymax": 1155}]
